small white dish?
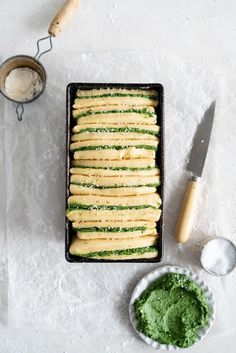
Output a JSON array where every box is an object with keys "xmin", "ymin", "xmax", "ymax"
[
  {"xmin": 200, "ymin": 237, "xmax": 236, "ymax": 276},
  {"xmin": 129, "ymin": 265, "xmax": 216, "ymax": 350}
]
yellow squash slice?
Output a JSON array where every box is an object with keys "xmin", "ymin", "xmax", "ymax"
[
  {"xmin": 69, "ymin": 167, "xmax": 159, "ymax": 177},
  {"xmin": 72, "ymin": 220, "xmax": 156, "ymax": 229},
  {"xmin": 70, "ymin": 174, "xmax": 160, "ymax": 187},
  {"xmin": 68, "ymin": 193, "xmax": 161, "ymax": 208},
  {"xmin": 76, "ymin": 88, "xmax": 157, "ymax": 97},
  {"xmin": 66, "ymin": 209, "xmax": 162, "ymax": 222},
  {"xmin": 71, "ymin": 158, "xmax": 156, "ymax": 168},
  {"xmin": 76, "ymin": 228, "xmax": 157, "ymax": 239},
  {"xmin": 70, "ymin": 185, "xmax": 157, "ymax": 196},
  {"xmin": 69, "ymin": 235, "xmax": 157, "ymax": 255},
  {"xmin": 73, "ymin": 148, "xmax": 156, "ymax": 160}
]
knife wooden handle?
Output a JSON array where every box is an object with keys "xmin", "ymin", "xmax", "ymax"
[
  {"xmin": 175, "ymin": 177, "xmax": 200, "ymax": 244},
  {"xmin": 48, "ymin": 0, "xmax": 79, "ymax": 37}
]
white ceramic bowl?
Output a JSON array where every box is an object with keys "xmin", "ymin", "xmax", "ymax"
[{"xmin": 129, "ymin": 265, "xmax": 216, "ymax": 350}]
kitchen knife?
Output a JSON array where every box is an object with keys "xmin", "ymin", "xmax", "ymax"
[{"xmin": 175, "ymin": 101, "xmax": 216, "ymax": 244}]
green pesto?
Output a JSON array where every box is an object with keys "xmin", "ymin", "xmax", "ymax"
[
  {"xmin": 76, "ymin": 246, "xmax": 157, "ymax": 258},
  {"xmin": 70, "ymin": 182, "xmax": 160, "ymax": 189},
  {"xmin": 73, "ymin": 226, "xmax": 147, "ymax": 232},
  {"xmin": 134, "ymin": 273, "xmax": 210, "ymax": 348},
  {"xmin": 71, "ymin": 166, "xmax": 158, "ymax": 171},
  {"xmin": 70, "ymin": 145, "xmax": 158, "ymax": 152},
  {"xmin": 73, "ymin": 127, "xmax": 159, "ymax": 136},
  {"xmin": 67, "ymin": 204, "xmax": 159, "ymax": 211},
  {"xmin": 74, "ymin": 108, "xmax": 156, "ymax": 119},
  {"xmin": 75, "ymin": 93, "xmax": 157, "ymax": 100}
]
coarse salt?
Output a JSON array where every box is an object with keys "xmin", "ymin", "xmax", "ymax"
[{"xmin": 201, "ymin": 238, "xmax": 236, "ymax": 275}]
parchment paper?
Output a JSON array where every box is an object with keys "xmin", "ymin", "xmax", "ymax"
[{"xmin": 1, "ymin": 51, "xmax": 235, "ymax": 338}]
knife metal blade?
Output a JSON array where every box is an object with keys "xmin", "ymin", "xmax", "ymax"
[{"xmin": 187, "ymin": 101, "xmax": 215, "ymax": 178}]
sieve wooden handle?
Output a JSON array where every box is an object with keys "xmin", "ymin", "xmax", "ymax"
[
  {"xmin": 175, "ymin": 177, "xmax": 200, "ymax": 244},
  {"xmin": 48, "ymin": 0, "xmax": 79, "ymax": 37}
]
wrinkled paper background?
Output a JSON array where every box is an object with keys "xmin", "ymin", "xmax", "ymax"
[{"xmin": 0, "ymin": 52, "xmax": 235, "ymax": 338}]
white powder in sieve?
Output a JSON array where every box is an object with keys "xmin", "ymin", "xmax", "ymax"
[
  {"xmin": 201, "ymin": 238, "xmax": 236, "ymax": 275},
  {"xmin": 4, "ymin": 67, "xmax": 43, "ymax": 102}
]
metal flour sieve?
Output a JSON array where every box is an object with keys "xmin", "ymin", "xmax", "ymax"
[{"xmin": 0, "ymin": 0, "xmax": 79, "ymax": 121}]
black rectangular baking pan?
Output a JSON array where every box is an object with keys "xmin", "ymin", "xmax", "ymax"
[{"xmin": 65, "ymin": 83, "xmax": 164, "ymax": 263}]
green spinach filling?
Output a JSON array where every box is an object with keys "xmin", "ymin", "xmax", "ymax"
[
  {"xmin": 73, "ymin": 127, "xmax": 159, "ymax": 136},
  {"xmin": 77, "ymin": 246, "xmax": 157, "ymax": 258},
  {"xmin": 68, "ymin": 204, "xmax": 159, "ymax": 211},
  {"xmin": 74, "ymin": 108, "xmax": 156, "ymax": 119},
  {"xmin": 71, "ymin": 166, "xmax": 157, "ymax": 171},
  {"xmin": 73, "ymin": 226, "xmax": 147, "ymax": 232},
  {"xmin": 71, "ymin": 145, "xmax": 158, "ymax": 152},
  {"xmin": 76, "ymin": 93, "xmax": 157, "ymax": 100},
  {"xmin": 70, "ymin": 182, "xmax": 160, "ymax": 189}
]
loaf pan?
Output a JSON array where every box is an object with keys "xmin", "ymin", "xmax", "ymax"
[{"xmin": 65, "ymin": 83, "xmax": 164, "ymax": 263}]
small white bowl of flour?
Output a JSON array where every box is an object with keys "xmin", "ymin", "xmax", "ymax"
[{"xmin": 201, "ymin": 237, "xmax": 236, "ymax": 276}]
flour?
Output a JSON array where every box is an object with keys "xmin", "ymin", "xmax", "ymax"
[
  {"xmin": 201, "ymin": 238, "xmax": 236, "ymax": 275},
  {"xmin": 4, "ymin": 67, "xmax": 43, "ymax": 102}
]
